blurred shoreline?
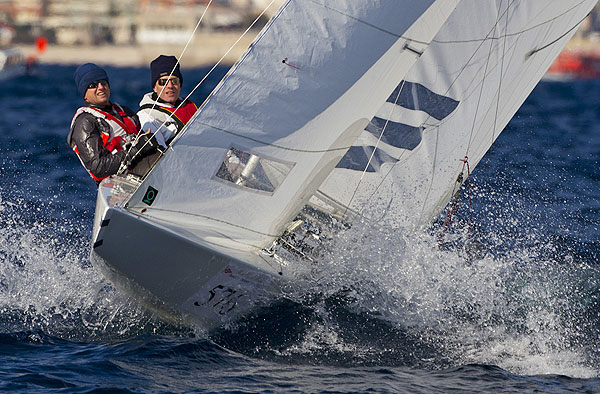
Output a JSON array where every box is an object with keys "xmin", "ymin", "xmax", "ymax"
[
  {"xmin": 16, "ymin": 32, "xmax": 256, "ymax": 68},
  {"xmin": 15, "ymin": 34, "xmax": 600, "ymax": 69}
]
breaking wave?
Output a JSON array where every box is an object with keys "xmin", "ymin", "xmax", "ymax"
[
  {"xmin": 229, "ymin": 171, "xmax": 600, "ymax": 377},
  {"xmin": 0, "ymin": 189, "xmax": 188, "ymax": 340}
]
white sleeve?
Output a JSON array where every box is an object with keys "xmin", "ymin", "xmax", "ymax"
[{"xmin": 138, "ymin": 111, "xmax": 168, "ymax": 148}]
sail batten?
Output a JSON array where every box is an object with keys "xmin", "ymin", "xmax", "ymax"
[{"xmin": 319, "ymin": 0, "xmax": 597, "ymax": 228}]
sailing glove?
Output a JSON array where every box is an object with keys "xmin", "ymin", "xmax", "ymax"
[{"xmin": 124, "ymin": 133, "xmax": 160, "ymax": 165}]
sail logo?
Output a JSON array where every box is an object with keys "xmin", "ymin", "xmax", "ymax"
[
  {"xmin": 337, "ymin": 81, "xmax": 459, "ymax": 172},
  {"xmin": 142, "ymin": 186, "xmax": 159, "ymax": 206}
]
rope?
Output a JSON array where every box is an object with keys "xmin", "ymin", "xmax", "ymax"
[
  {"xmin": 437, "ymin": 156, "xmax": 472, "ymax": 245},
  {"xmin": 526, "ymin": 12, "xmax": 591, "ymax": 57}
]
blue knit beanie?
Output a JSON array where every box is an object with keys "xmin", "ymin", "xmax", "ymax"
[
  {"xmin": 151, "ymin": 55, "xmax": 183, "ymax": 88},
  {"xmin": 74, "ymin": 63, "xmax": 109, "ymax": 98}
]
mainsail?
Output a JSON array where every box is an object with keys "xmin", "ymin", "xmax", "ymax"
[
  {"xmin": 125, "ymin": 0, "xmax": 460, "ymax": 252},
  {"xmin": 319, "ymin": 0, "xmax": 598, "ymax": 228}
]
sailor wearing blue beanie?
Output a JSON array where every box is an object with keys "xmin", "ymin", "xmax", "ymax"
[
  {"xmin": 68, "ymin": 62, "xmax": 160, "ymax": 183},
  {"xmin": 74, "ymin": 63, "xmax": 109, "ymax": 98}
]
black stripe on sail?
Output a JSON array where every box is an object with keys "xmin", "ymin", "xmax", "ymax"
[
  {"xmin": 336, "ymin": 146, "xmax": 398, "ymax": 172},
  {"xmin": 387, "ymin": 81, "xmax": 458, "ymax": 121},
  {"xmin": 366, "ymin": 117, "xmax": 422, "ymax": 151}
]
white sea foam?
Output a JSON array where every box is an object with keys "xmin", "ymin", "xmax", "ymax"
[
  {"xmin": 0, "ymin": 192, "xmax": 174, "ymax": 340},
  {"xmin": 282, "ymin": 200, "xmax": 600, "ymax": 377}
]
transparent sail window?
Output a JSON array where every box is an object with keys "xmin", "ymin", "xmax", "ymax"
[{"xmin": 215, "ymin": 147, "xmax": 294, "ymax": 193}]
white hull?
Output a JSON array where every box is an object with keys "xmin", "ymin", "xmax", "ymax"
[{"xmin": 91, "ymin": 177, "xmax": 288, "ymax": 330}]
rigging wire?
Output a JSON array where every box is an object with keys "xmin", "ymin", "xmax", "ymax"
[
  {"xmin": 465, "ymin": 0, "xmax": 505, "ymax": 157},
  {"xmin": 150, "ymin": 0, "xmax": 214, "ymax": 116},
  {"xmin": 433, "ymin": 0, "xmax": 590, "ymax": 44},
  {"xmin": 122, "ymin": 0, "xmax": 279, "ymax": 171},
  {"xmin": 492, "ymin": 0, "xmax": 513, "ymax": 143},
  {"xmin": 342, "ymin": 80, "xmax": 408, "ymax": 217},
  {"xmin": 118, "ymin": 3, "xmax": 212, "ymax": 173},
  {"xmin": 120, "ymin": 0, "xmax": 214, "ymax": 174}
]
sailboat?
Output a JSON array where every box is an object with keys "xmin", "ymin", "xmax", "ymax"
[{"xmin": 91, "ymin": 0, "xmax": 598, "ymax": 330}]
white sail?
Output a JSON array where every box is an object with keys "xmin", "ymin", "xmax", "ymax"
[
  {"xmin": 125, "ymin": 0, "xmax": 460, "ymax": 252},
  {"xmin": 318, "ymin": 0, "xmax": 598, "ymax": 228},
  {"xmin": 91, "ymin": 0, "xmax": 597, "ymax": 329}
]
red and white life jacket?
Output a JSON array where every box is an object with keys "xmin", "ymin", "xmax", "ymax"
[
  {"xmin": 138, "ymin": 98, "xmax": 197, "ymax": 132},
  {"xmin": 70, "ymin": 103, "xmax": 139, "ymax": 181},
  {"xmin": 157, "ymin": 100, "xmax": 198, "ymax": 128}
]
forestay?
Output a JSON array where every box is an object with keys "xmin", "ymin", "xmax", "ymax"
[
  {"xmin": 319, "ymin": 0, "xmax": 598, "ymax": 228},
  {"xmin": 126, "ymin": 0, "xmax": 460, "ymax": 252}
]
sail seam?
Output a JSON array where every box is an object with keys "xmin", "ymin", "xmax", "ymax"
[
  {"xmin": 465, "ymin": 1, "xmax": 504, "ymax": 157},
  {"xmin": 195, "ymin": 121, "xmax": 352, "ymax": 153}
]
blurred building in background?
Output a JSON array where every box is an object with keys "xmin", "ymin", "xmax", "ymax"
[
  {"xmin": 0, "ymin": 0, "xmax": 286, "ymax": 46},
  {"xmin": 0, "ymin": 1, "xmax": 598, "ymax": 46}
]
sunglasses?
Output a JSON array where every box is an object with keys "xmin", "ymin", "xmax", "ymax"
[
  {"xmin": 157, "ymin": 77, "xmax": 180, "ymax": 86},
  {"xmin": 87, "ymin": 79, "xmax": 109, "ymax": 89}
]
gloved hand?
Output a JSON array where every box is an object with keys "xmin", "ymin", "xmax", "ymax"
[
  {"xmin": 123, "ymin": 133, "xmax": 160, "ymax": 165},
  {"xmin": 136, "ymin": 132, "xmax": 161, "ymax": 155}
]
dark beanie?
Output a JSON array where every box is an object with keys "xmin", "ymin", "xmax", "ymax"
[
  {"xmin": 74, "ymin": 63, "xmax": 109, "ymax": 98},
  {"xmin": 151, "ymin": 55, "xmax": 183, "ymax": 88}
]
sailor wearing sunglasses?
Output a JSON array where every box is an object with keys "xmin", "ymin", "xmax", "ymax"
[
  {"xmin": 137, "ymin": 55, "xmax": 197, "ymax": 148},
  {"xmin": 68, "ymin": 63, "xmax": 159, "ymax": 183}
]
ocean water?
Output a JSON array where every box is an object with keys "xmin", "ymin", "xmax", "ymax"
[{"xmin": 0, "ymin": 64, "xmax": 599, "ymax": 393}]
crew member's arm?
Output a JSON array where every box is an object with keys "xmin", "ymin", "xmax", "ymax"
[
  {"xmin": 71, "ymin": 113, "xmax": 126, "ymax": 179},
  {"xmin": 137, "ymin": 109, "xmax": 169, "ymax": 148}
]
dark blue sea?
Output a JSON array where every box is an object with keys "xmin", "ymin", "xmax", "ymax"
[{"xmin": 0, "ymin": 64, "xmax": 599, "ymax": 393}]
